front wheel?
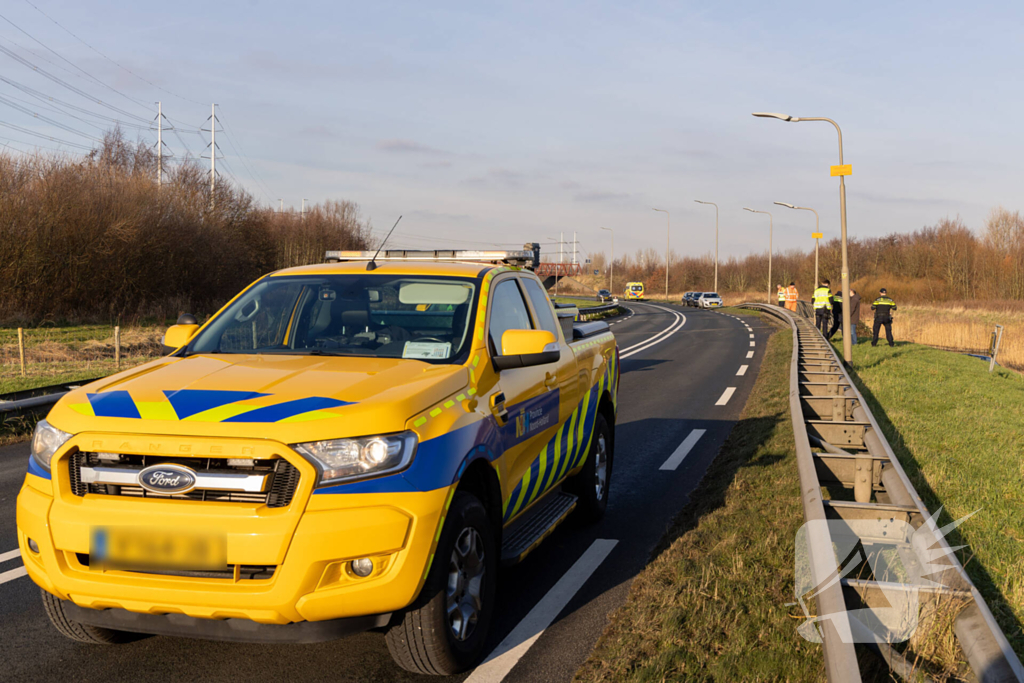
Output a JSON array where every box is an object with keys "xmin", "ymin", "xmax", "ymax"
[
  {"xmin": 385, "ymin": 492, "xmax": 497, "ymax": 676},
  {"xmin": 566, "ymin": 412, "xmax": 612, "ymax": 523},
  {"xmin": 40, "ymin": 589, "xmax": 139, "ymax": 644}
]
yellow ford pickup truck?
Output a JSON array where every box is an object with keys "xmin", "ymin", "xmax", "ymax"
[{"xmin": 17, "ymin": 247, "xmax": 618, "ymax": 675}]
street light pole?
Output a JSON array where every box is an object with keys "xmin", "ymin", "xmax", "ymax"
[
  {"xmin": 600, "ymin": 227, "xmax": 614, "ymax": 292},
  {"xmin": 743, "ymin": 208, "xmax": 772, "ymax": 303},
  {"xmin": 775, "ymin": 201, "xmax": 821, "ymax": 298},
  {"xmin": 652, "ymin": 208, "xmax": 670, "ymax": 298},
  {"xmin": 694, "ymin": 200, "xmax": 719, "ymax": 292},
  {"xmin": 755, "ymin": 112, "xmax": 852, "ymax": 364}
]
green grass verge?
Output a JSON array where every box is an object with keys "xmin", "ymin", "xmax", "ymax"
[
  {"xmin": 551, "ymin": 296, "xmax": 611, "ymax": 309},
  {"xmin": 716, "ymin": 306, "xmax": 763, "ymax": 317},
  {"xmin": 576, "ymin": 327, "xmax": 825, "ymax": 682},
  {"xmin": 838, "ymin": 338, "xmax": 1024, "ymax": 658}
]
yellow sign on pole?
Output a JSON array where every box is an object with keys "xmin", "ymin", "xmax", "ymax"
[
  {"xmin": 812, "ymin": 232, "xmax": 823, "ymax": 239},
  {"xmin": 830, "ymin": 164, "xmax": 852, "ymax": 176}
]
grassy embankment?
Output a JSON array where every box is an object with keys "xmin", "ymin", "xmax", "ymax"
[
  {"xmin": 838, "ymin": 339, "xmax": 1024, "ymax": 659},
  {"xmin": 0, "ymin": 325, "xmax": 164, "ymax": 395},
  {"xmin": 576, "ymin": 323, "xmax": 826, "ymax": 681}
]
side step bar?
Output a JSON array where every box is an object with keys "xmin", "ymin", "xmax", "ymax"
[{"xmin": 501, "ymin": 491, "xmax": 577, "ymax": 565}]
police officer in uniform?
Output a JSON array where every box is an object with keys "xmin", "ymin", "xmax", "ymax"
[
  {"xmin": 777, "ymin": 285, "xmax": 786, "ymax": 306},
  {"xmin": 871, "ymin": 288, "xmax": 897, "ymax": 347},
  {"xmin": 813, "ymin": 279, "xmax": 832, "ymax": 336},
  {"xmin": 827, "ymin": 288, "xmax": 843, "ymax": 340}
]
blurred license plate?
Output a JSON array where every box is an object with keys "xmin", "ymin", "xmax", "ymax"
[{"xmin": 91, "ymin": 527, "xmax": 226, "ymax": 571}]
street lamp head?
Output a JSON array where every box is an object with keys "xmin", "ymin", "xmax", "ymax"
[
  {"xmin": 774, "ymin": 201, "xmax": 796, "ymax": 209},
  {"xmin": 743, "ymin": 207, "xmax": 756, "ymax": 212},
  {"xmin": 752, "ymin": 112, "xmax": 800, "ymax": 122}
]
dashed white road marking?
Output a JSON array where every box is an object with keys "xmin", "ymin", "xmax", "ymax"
[
  {"xmin": 465, "ymin": 539, "xmax": 618, "ymax": 683},
  {"xmin": 749, "ymin": 333, "xmax": 755, "ymax": 338},
  {"xmin": 659, "ymin": 429, "xmax": 706, "ymax": 471},
  {"xmin": 737, "ymin": 365, "xmax": 748, "ymax": 376},
  {"xmin": 746, "ymin": 351, "xmax": 754, "ymax": 359},
  {"xmin": 750, "ymin": 341, "xmax": 755, "ymax": 347},
  {"xmin": 0, "ymin": 565, "xmax": 27, "ymax": 585},
  {"xmin": 716, "ymin": 387, "xmax": 736, "ymax": 405},
  {"xmin": 0, "ymin": 549, "xmax": 21, "ymax": 563}
]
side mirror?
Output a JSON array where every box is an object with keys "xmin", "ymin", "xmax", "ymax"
[
  {"xmin": 493, "ymin": 329, "xmax": 559, "ymax": 370},
  {"xmin": 161, "ymin": 321, "xmax": 200, "ymax": 355}
]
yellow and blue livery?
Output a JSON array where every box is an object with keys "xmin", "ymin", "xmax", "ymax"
[{"xmin": 17, "ymin": 256, "xmax": 618, "ymax": 675}]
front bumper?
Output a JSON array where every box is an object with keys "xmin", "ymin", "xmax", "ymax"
[
  {"xmin": 18, "ymin": 436, "xmax": 452, "ymax": 626},
  {"xmin": 62, "ymin": 598, "xmax": 391, "ymax": 643}
]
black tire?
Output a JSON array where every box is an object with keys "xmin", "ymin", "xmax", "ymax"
[
  {"xmin": 385, "ymin": 492, "xmax": 497, "ymax": 675},
  {"xmin": 40, "ymin": 589, "xmax": 139, "ymax": 644},
  {"xmin": 566, "ymin": 412, "xmax": 612, "ymax": 523}
]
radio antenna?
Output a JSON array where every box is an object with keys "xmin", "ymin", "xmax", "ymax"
[{"xmin": 367, "ymin": 215, "xmax": 402, "ymax": 271}]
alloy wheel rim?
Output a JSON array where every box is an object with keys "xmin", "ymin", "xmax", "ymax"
[
  {"xmin": 446, "ymin": 527, "xmax": 485, "ymax": 642},
  {"xmin": 594, "ymin": 434, "xmax": 608, "ymax": 501}
]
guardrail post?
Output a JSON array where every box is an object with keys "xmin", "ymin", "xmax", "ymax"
[
  {"xmin": 114, "ymin": 326, "xmax": 121, "ymax": 370},
  {"xmin": 18, "ymin": 327, "xmax": 26, "ymax": 377}
]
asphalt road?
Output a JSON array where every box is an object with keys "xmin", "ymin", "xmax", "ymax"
[{"xmin": 0, "ymin": 303, "xmax": 773, "ymax": 682}]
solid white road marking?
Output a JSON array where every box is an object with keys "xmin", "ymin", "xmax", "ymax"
[
  {"xmin": 620, "ymin": 305, "xmax": 687, "ymax": 359},
  {"xmin": 0, "ymin": 565, "xmax": 27, "ymax": 585},
  {"xmin": 746, "ymin": 351, "xmax": 754, "ymax": 359},
  {"xmin": 659, "ymin": 429, "xmax": 706, "ymax": 471},
  {"xmin": 716, "ymin": 387, "xmax": 736, "ymax": 405},
  {"xmin": 0, "ymin": 549, "xmax": 21, "ymax": 563},
  {"xmin": 465, "ymin": 539, "xmax": 619, "ymax": 683},
  {"xmin": 737, "ymin": 365, "xmax": 748, "ymax": 376}
]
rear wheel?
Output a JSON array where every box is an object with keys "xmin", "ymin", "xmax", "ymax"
[
  {"xmin": 40, "ymin": 589, "xmax": 138, "ymax": 644},
  {"xmin": 566, "ymin": 412, "xmax": 612, "ymax": 523},
  {"xmin": 385, "ymin": 492, "xmax": 497, "ymax": 675}
]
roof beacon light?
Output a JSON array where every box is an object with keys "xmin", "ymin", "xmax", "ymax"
[{"xmin": 325, "ymin": 245, "xmax": 539, "ymax": 270}]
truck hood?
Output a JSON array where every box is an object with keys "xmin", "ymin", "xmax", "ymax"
[{"xmin": 48, "ymin": 353, "xmax": 469, "ymax": 443}]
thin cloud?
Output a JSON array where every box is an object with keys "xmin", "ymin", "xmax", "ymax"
[
  {"xmin": 376, "ymin": 139, "xmax": 449, "ymax": 156},
  {"xmin": 574, "ymin": 190, "xmax": 632, "ymax": 203}
]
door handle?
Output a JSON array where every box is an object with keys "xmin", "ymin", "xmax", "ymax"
[
  {"xmin": 544, "ymin": 372, "xmax": 557, "ymax": 389},
  {"xmin": 490, "ymin": 392, "xmax": 508, "ymax": 422}
]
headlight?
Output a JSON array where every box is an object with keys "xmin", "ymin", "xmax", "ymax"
[
  {"xmin": 292, "ymin": 431, "xmax": 418, "ymax": 487},
  {"xmin": 30, "ymin": 419, "xmax": 73, "ymax": 473}
]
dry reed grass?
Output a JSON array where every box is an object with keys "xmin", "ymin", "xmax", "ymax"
[{"xmin": 894, "ymin": 305, "xmax": 1024, "ymax": 370}]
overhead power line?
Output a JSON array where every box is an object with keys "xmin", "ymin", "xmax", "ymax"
[
  {"xmin": 0, "ymin": 74, "xmax": 161, "ymax": 131},
  {"xmin": 0, "ymin": 119, "xmax": 93, "ymax": 149},
  {"xmin": 22, "ymin": 0, "xmax": 208, "ymax": 107},
  {"xmin": 0, "ymin": 42, "xmax": 151, "ymax": 123},
  {"xmin": 0, "ymin": 93, "xmax": 103, "ymax": 141},
  {"xmin": 0, "ymin": 10, "xmax": 151, "ymax": 113}
]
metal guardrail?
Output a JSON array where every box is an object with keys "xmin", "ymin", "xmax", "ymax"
[
  {"xmin": 576, "ymin": 301, "xmax": 624, "ymax": 321},
  {"xmin": 742, "ymin": 303, "xmax": 1023, "ymax": 683},
  {"xmin": 0, "ymin": 378, "xmax": 104, "ymax": 422}
]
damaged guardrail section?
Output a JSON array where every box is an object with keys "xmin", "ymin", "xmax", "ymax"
[{"xmin": 740, "ymin": 303, "xmax": 1023, "ymax": 683}]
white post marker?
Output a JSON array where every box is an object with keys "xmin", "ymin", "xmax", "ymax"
[
  {"xmin": 736, "ymin": 365, "xmax": 748, "ymax": 376},
  {"xmin": 465, "ymin": 539, "xmax": 619, "ymax": 683},
  {"xmin": 660, "ymin": 429, "xmax": 706, "ymax": 471},
  {"xmin": 716, "ymin": 387, "xmax": 736, "ymax": 405}
]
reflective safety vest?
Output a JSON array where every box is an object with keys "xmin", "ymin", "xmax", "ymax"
[
  {"xmin": 813, "ymin": 286, "xmax": 832, "ymax": 310},
  {"xmin": 777, "ymin": 290, "xmax": 786, "ymax": 303},
  {"xmin": 832, "ymin": 292, "xmax": 843, "ymax": 305},
  {"xmin": 786, "ymin": 286, "xmax": 798, "ymax": 302}
]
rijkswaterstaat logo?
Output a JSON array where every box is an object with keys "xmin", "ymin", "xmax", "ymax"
[{"xmin": 790, "ymin": 507, "xmax": 978, "ymax": 643}]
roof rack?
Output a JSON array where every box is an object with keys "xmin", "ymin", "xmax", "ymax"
[{"xmin": 324, "ymin": 243, "xmax": 540, "ymax": 270}]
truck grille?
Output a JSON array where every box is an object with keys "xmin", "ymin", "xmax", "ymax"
[
  {"xmin": 74, "ymin": 554, "xmax": 277, "ymax": 580},
  {"xmin": 69, "ymin": 452, "xmax": 300, "ymax": 507}
]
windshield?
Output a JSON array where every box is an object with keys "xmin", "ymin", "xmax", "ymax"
[
  {"xmin": 706, "ymin": 293, "xmax": 720, "ymax": 298},
  {"xmin": 186, "ymin": 274, "xmax": 478, "ymax": 364}
]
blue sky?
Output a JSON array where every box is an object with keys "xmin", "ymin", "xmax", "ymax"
[{"xmin": 1, "ymin": 0, "xmax": 1022, "ymax": 262}]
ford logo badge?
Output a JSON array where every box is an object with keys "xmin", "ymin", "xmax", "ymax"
[{"xmin": 137, "ymin": 464, "xmax": 198, "ymax": 494}]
